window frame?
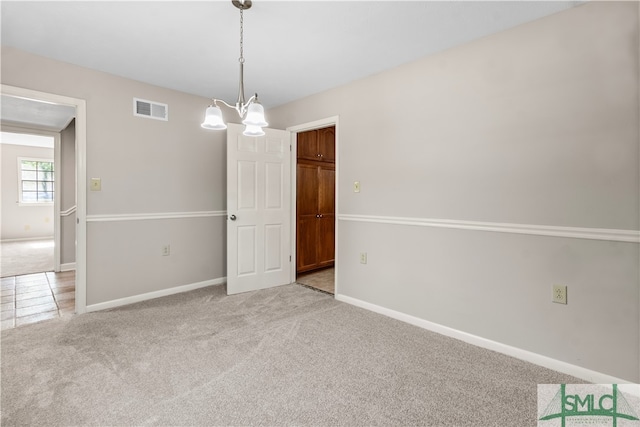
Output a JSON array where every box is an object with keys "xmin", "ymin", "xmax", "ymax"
[{"xmin": 17, "ymin": 157, "xmax": 55, "ymax": 206}]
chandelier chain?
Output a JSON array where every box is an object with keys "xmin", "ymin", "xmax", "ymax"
[{"xmin": 239, "ymin": 9, "xmax": 244, "ymax": 64}]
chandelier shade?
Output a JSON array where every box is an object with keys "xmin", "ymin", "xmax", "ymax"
[
  {"xmin": 201, "ymin": 0, "xmax": 266, "ymax": 136},
  {"xmin": 201, "ymin": 105, "xmax": 227, "ymax": 130},
  {"xmin": 243, "ymin": 125, "xmax": 266, "ymax": 137},
  {"xmin": 242, "ymin": 102, "xmax": 268, "ymax": 127}
]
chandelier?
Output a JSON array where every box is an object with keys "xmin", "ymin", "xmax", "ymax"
[{"xmin": 201, "ymin": 0, "xmax": 267, "ymax": 136}]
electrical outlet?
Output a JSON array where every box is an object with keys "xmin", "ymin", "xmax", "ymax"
[
  {"xmin": 552, "ymin": 285, "xmax": 567, "ymax": 304},
  {"xmin": 360, "ymin": 252, "xmax": 367, "ymax": 264},
  {"xmin": 162, "ymin": 245, "xmax": 171, "ymax": 256}
]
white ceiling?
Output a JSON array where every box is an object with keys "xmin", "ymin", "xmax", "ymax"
[
  {"xmin": 1, "ymin": 1, "xmax": 584, "ymax": 109},
  {"xmin": 1, "ymin": 95, "xmax": 76, "ymax": 131}
]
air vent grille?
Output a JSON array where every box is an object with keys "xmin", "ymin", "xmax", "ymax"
[{"xmin": 133, "ymin": 98, "xmax": 168, "ymax": 121}]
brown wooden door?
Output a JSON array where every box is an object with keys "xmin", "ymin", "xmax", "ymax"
[
  {"xmin": 317, "ymin": 165, "xmax": 335, "ymax": 266},
  {"xmin": 296, "ymin": 126, "xmax": 335, "ymax": 274},
  {"xmin": 297, "ymin": 164, "xmax": 319, "ymax": 272}
]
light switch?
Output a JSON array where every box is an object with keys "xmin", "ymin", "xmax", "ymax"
[
  {"xmin": 354, "ymin": 181, "xmax": 360, "ymax": 193},
  {"xmin": 90, "ymin": 178, "xmax": 102, "ymax": 191}
]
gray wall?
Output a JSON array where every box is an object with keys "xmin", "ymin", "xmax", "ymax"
[
  {"xmin": 1, "ymin": 46, "xmax": 227, "ymax": 305},
  {"xmin": 268, "ymin": 2, "xmax": 639, "ymax": 382},
  {"xmin": 60, "ymin": 120, "xmax": 76, "ymax": 266},
  {"xmin": 1, "ymin": 142, "xmax": 54, "ymax": 240}
]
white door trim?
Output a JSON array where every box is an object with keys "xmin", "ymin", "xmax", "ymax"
[
  {"xmin": 1, "ymin": 84, "xmax": 88, "ymax": 314},
  {"xmin": 286, "ymin": 116, "xmax": 340, "ymax": 295}
]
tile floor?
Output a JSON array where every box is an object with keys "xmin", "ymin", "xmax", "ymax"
[
  {"xmin": 297, "ymin": 267, "xmax": 335, "ymax": 295},
  {"xmin": 1, "ymin": 270, "xmax": 75, "ymax": 330}
]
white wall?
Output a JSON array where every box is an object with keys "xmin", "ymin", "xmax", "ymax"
[
  {"xmin": 1, "ymin": 46, "xmax": 227, "ymax": 305},
  {"xmin": 268, "ymin": 2, "xmax": 639, "ymax": 382},
  {"xmin": 1, "ymin": 143, "xmax": 54, "ymax": 240}
]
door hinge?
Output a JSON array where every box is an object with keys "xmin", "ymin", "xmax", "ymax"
[
  {"xmin": 290, "ymin": 144, "xmax": 292, "ymax": 152},
  {"xmin": 289, "ymin": 255, "xmax": 292, "ymax": 262}
]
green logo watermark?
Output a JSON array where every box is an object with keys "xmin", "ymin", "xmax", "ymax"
[{"xmin": 538, "ymin": 384, "xmax": 640, "ymax": 427}]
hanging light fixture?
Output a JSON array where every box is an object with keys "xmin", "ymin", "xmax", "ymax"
[{"xmin": 201, "ymin": 0, "xmax": 267, "ymax": 137}]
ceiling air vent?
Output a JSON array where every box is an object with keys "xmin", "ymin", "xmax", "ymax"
[{"xmin": 133, "ymin": 98, "xmax": 168, "ymax": 121}]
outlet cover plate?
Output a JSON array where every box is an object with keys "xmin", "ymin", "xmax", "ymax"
[{"xmin": 553, "ymin": 285, "xmax": 567, "ymax": 304}]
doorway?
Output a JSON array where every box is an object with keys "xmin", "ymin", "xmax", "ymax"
[
  {"xmin": 289, "ymin": 118, "xmax": 339, "ymax": 295},
  {"xmin": 1, "ymin": 130, "xmax": 57, "ymax": 277},
  {"xmin": 1, "ymin": 84, "xmax": 87, "ymax": 316},
  {"xmin": 0, "ymin": 125, "xmax": 77, "ymax": 328}
]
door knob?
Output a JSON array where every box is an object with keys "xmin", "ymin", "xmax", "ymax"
[{"xmin": 229, "ymin": 214, "xmax": 237, "ymax": 221}]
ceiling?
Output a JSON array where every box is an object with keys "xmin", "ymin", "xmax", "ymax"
[
  {"xmin": 2, "ymin": 1, "xmax": 584, "ymax": 110},
  {"xmin": 1, "ymin": 95, "xmax": 76, "ymax": 132}
]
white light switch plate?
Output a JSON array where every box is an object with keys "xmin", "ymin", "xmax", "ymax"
[{"xmin": 90, "ymin": 178, "xmax": 101, "ymax": 191}]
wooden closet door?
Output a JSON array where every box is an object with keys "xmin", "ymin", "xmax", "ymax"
[
  {"xmin": 317, "ymin": 165, "xmax": 335, "ymax": 267},
  {"xmin": 297, "ymin": 164, "xmax": 319, "ymax": 272},
  {"xmin": 297, "ymin": 130, "xmax": 318, "ymax": 162},
  {"xmin": 317, "ymin": 127, "xmax": 335, "ymax": 162}
]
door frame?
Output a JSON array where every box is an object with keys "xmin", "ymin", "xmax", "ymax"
[
  {"xmin": 2, "ymin": 84, "xmax": 88, "ymax": 314},
  {"xmin": 287, "ymin": 116, "xmax": 339, "ymax": 295}
]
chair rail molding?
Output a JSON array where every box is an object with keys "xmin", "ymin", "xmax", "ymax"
[
  {"xmin": 86, "ymin": 210, "xmax": 227, "ymax": 222},
  {"xmin": 338, "ymin": 214, "xmax": 640, "ymax": 243}
]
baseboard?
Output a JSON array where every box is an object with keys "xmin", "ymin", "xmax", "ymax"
[
  {"xmin": 335, "ymin": 293, "xmax": 634, "ymax": 384},
  {"xmin": 86, "ymin": 277, "xmax": 226, "ymax": 312},
  {"xmin": 60, "ymin": 263, "xmax": 75, "ymax": 272}
]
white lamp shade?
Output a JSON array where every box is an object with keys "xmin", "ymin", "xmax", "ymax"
[
  {"xmin": 243, "ymin": 125, "xmax": 265, "ymax": 137},
  {"xmin": 242, "ymin": 102, "xmax": 268, "ymax": 127},
  {"xmin": 201, "ymin": 105, "xmax": 227, "ymax": 130}
]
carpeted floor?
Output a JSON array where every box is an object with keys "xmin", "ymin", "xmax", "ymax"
[
  {"xmin": 1, "ymin": 239, "xmax": 54, "ymax": 277},
  {"xmin": 1, "ymin": 283, "xmax": 582, "ymax": 426}
]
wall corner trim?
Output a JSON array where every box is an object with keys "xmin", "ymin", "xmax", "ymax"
[
  {"xmin": 85, "ymin": 277, "xmax": 226, "ymax": 312},
  {"xmin": 335, "ymin": 293, "xmax": 635, "ymax": 384}
]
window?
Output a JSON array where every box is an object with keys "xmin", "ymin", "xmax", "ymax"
[{"xmin": 19, "ymin": 158, "xmax": 54, "ymax": 204}]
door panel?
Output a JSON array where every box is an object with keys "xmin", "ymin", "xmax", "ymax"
[
  {"xmin": 238, "ymin": 161, "xmax": 257, "ymax": 210},
  {"xmin": 318, "ymin": 166, "xmax": 335, "ymax": 214},
  {"xmin": 237, "ymin": 226, "xmax": 257, "ymax": 276},
  {"xmin": 264, "ymin": 224, "xmax": 283, "ymax": 272},
  {"xmin": 227, "ymin": 124, "xmax": 291, "ymax": 295},
  {"xmin": 318, "ymin": 127, "xmax": 335, "ymax": 162},
  {"xmin": 297, "ymin": 164, "xmax": 319, "ymax": 216},
  {"xmin": 265, "ymin": 162, "xmax": 283, "ymax": 209},
  {"xmin": 317, "ymin": 214, "xmax": 335, "ymax": 267},
  {"xmin": 296, "ymin": 129, "xmax": 318, "ymax": 161},
  {"xmin": 296, "ymin": 215, "xmax": 318, "ymax": 272}
]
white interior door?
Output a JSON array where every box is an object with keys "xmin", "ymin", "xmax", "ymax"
[{"xmin": 227, "ymin": 123, "xmax": 291, "ymax": 295}]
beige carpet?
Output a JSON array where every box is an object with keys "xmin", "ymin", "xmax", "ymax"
[
  {"xmin": 1, "ymin": 239, "xmax": 54, "ymax": 277},
  {"xmin": 1, "ymin": 283, "xmax": 582, "ymax": 426}
]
